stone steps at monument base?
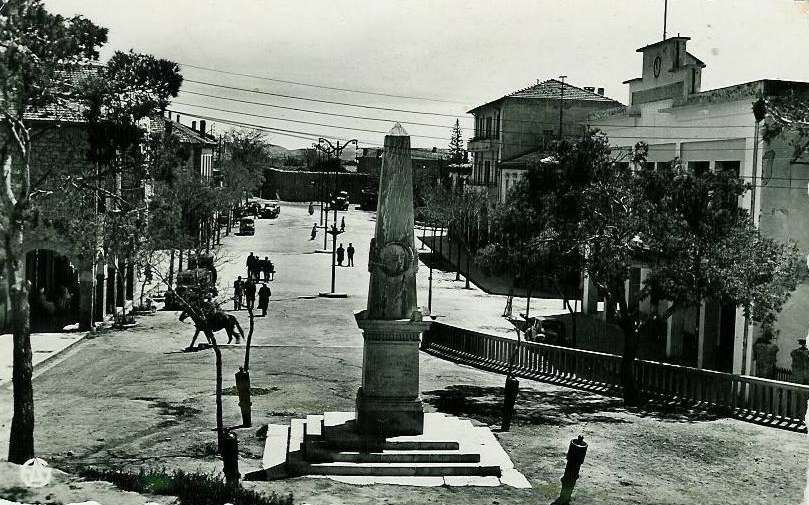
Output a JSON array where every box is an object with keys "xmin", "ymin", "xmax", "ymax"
[
  {"xmin": 324, "ymin": 450, "xmax": 481, "ymax": 464},
  {"xmin": 305, "ymin": 436, "xmax": 461, "ymax": 453},
  {"xmin": 289, "ymin": 418, "xmax": 306, "ymax": 454},
  {"xmin": 301, "ymin": 461, "xmax": 502, "ymax": 477},
  {"xmin": 305, "ymin": 414, "xmax": 324, "ymax": 439}
]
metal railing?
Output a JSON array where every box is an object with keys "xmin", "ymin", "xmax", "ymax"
[{"xmin": 422, "ymin": 321, "xmax": 809, "ymax": 430}]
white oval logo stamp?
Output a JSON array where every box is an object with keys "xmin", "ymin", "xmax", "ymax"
[{"xmin": 19, "ymin": 457, "xmax": 52, "ymax": 488}]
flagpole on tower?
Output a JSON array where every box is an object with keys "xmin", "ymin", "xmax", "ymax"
[{"xmin": 663, "ymin": 0, "xmax": 668, "ymax": 40}]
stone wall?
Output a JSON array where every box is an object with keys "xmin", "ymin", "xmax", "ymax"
[{"xmin": 260, "ymin": 167, "xmax": 369, "ymax": 202}]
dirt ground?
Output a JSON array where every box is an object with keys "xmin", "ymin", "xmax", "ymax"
[
  {"xmin": 2, "ymin": 203, "xmax": 808, "ymax": 505},
  {"xmin": 0, "ymin": 309, "xmax": 803, "ymax": 505}
]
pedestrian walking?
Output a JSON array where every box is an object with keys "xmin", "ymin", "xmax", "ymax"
[
  {"xmin": 262, "ymin": 256, "xmax": 272, "ymax": 281},
  {"xmin": 246, "ymin": 252, "xmax": 256, "ymax": 280},
  {"xmin": 244, "ymin": 277, "xmax": 257, "ymax": 310},
  {"xmin": 336, "ymin": 243, "xmax": 345, "ymax": 266},
  {"xmin": 233, "ymin": 276, "xmax": 244, "ymax": 310},
  {"xmin": 347, "ymin": 243, "xmax": 355, "ymax": 267},
  {"xmin": 258, "ymin": 283, "xmax": 272, "ymax": 317},
  {"xmin": 256, "ymin": 257, "xmax": 266, "ymax": 281},
  {"xmin": 340, "ymin": 216, "xmax": 345, "ymax": 232},
  {"xmin": 310, "ymin": 223, "xmax": 317, "ymax": 240}
]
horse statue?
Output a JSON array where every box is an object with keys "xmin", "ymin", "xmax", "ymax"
[{"xmin": 179, "ymin": 308, "xmax": 245, "ymax": 349}]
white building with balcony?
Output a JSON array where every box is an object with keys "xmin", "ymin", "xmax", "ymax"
[
  {"xmin": 467, "ymin": 79, "xmax": 621, "ymax": 202},
  {"xmin": 588, "ymin": 35, "xmax": 809, "ymax": 376}
]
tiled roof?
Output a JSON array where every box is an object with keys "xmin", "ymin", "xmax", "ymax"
[
  {"xmin": 500, "ymin": 148, "xmax": 556, "ymax": 167},
  {"xmin": 508, "ymin": 79, "xmax": 616, "ymax": 102},
  {"xmin": 469, "ymin": 79, "xmax": 620, "ymax": 113},
  {"xmin": 22, "ymin": 65, "xmax": 103, "ymax": 123},
  {"xmin": 150, "ymin": 115, "xmax": 218, "ymax": 145}
]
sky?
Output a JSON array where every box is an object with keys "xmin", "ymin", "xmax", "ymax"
[{"xmin": 44, "ymin": 0, "xmax": 809, "ymax": 150}]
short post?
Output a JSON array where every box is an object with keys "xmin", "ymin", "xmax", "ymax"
[
  {"xmin": 501, "ymin": 377, "xmax": 519, "ymax": 431},
  {"xmin": 556, "ymin": 435, "xmax": 588, "ymax": 505},
  {"xmin": 427, "ymin": 263, "xmax": 433, "ymax": 315},
  {"xmin": 222, "ymin": 430, "xmax": 240, "ymax": 486},
  {"xmin": 235, "ymin": 367, "xmax": 252, "ymax": 427}
]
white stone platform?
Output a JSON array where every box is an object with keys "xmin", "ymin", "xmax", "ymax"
[{"xmin": 246, "ymin": 411, "xmax": 531, "ymax": 488}]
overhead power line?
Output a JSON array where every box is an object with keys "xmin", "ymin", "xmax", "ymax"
[
  {"xmin": 184, "ymin": 79, "xmax": 464, "ymax": 118},
  {"xmin": 173, "ymin": 98, "xmax": 764, "ymax": 144},
  {"xmin": 172, "ymin": 101, "xmax": 449, "ymax": 141},
  {"xmin": 169, "ymin": 106, "xmax": 794, "ymax": 155},
  {"xmin": 179, "ymin": 62, "xmax": 472, "ymax": 105},
  {"xmin": 180, "ymin": 86, "xmax": 761, "ymax": 130}
]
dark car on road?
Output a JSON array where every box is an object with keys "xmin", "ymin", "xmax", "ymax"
[
  {"xmin": 331, "ymin": 191, "xmax": 350, "ymax": 211},
  {"xmin": 238, "ymin": 217, "xmax": 255, "ymax": 235},
  {"xmin": 259, "ymin": 201, "xmax": 281, "ymax": 219},
  {"xmin": 163, "ymin": 268, "xmax": 218, "ymax": 310}
]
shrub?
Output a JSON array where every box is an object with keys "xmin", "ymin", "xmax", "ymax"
[{"xmin": 80, "ymin": 467, "xmax": 293, "ymax": 505}]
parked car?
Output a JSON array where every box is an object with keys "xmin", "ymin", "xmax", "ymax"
[
  {"xmin": 163, "ymin": 268, "xmax": 218, "ymax": 310},
  {"xmin": 259, "ymin": 202, "xmax": 280, "ymax": 219},
  {"xmin": 238, "ymin": 217, "xmax": 255, "ymax": 235},
  {"xmin": 187, "ymin": 253, "xmax": 218, "ymax": 284},
  {"xmin": 359, "ymin": 188, "xmax": 377, "ymax": 211},
  {"xmin": 332, "ymin": 191, "xmax": 350, "ymax": 211}
]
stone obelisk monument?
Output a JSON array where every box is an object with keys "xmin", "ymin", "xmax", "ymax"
[{"xmin": 355, "ymin": 123, "xmax": 428, "ymax": 436}]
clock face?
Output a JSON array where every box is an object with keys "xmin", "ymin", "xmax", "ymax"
[{"xmin": 653, "ymin": 55, "xmax": 662, "ymax": 78}]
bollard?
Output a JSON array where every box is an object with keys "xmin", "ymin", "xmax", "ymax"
[
  {"xmin": 235, "ymin": 367, "xmax": 252, "ymax": 427},
  {"xmin": 221, "ymin": 430, "xmax": 240, "ymax": 486},
  {"xmin": 501, "ymin": 377, "xmax": 520, "ymax": 431},
  {"xmin": 556, "ymin": 435, "xmax": 588, "ymax": 505}
]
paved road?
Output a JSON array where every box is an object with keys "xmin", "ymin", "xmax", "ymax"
[
  {"xmin": 212, "ymin": 201, "xmax": 568, "ymax": 347},
  {"xmin": 0, "ymin": 200, "xmax": 804, "ymax": 505}
]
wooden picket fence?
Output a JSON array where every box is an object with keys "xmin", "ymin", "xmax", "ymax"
[{"xmin": 422, "ymin": 321, "xmax": 809, "ymax": 431}]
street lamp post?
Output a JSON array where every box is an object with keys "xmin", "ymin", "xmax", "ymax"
[
  {"xmin": 315, "ymin": 137, "xmax": 358, "ymax": 244},
  {"xmin": 428, "ymin": 260, "xmax": 433, "ymax": 315},
  {"xmin": 558, "ymin": 75, "xmax": 567, "ymax": 141},
  {"xmin": 326, "ymin": 224, "xmax": 344, "ymax": 294}
]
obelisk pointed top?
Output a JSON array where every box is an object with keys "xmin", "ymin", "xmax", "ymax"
[{"xmin": 388, "ymin": 122, "xmax": 409, "ymax": 136}]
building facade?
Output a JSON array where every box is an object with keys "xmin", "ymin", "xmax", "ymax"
[
  {"xmin": 467, "ymin": 79, "xmax": 622, "ymax": 202},
  {"xmin": 588, "ymin": 36, "xmax": 809, "ymax": 375}
]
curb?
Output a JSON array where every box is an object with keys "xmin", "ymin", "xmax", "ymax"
[{"xmin": 0, "ymin": 330, "xmax": 92, "ymax": 389}]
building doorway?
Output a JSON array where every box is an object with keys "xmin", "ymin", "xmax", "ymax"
[{"xmin": 25, "ymin": 249, "xmax": 80, "ymax": 332}]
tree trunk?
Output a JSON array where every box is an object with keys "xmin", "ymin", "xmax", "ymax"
[
  {"xmin": 204, "ymin": 327, "xmax": 225, "ymax": 451},
  {"xmin": 464, "ymin": 245, "xmax": 471, "ymax": 289},
  {"xmin": 526, "ymin": 288, "xmax": 532, "ymax": 319},
  {"xmin": 120, "ymin": 259, "xmax": 128, "ymax": 319},
  {"xmin": 178, "ymin": 249, "xmax": 184, "ymax": 273},
  {"xmin": 244, "ymin": 307, "xmax": 254, "ymax": 371},
  {"xmin": 6, "ymin": 218, "xmax": 34, "ymax": 463},
  {"xmin": 111, "ymin": 260, "xmax": 119, "ymax": 320},
  {"xmin": 455, "ymin": 234, "xmax": 462, "ymax": 281},
  {"xmin": 168, "ymin": 249, "xmax": 175, "ymax": 289}
]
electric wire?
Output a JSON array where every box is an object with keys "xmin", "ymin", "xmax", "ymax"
[{"xmin": 179, "ymin": 62, "xmax": 471, "ymax": 105}]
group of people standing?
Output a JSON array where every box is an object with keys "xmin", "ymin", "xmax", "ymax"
[
  {"xmin": 233, "ymin": 255, "xmax": 274, "ymax": 317},
  {"xmin": 335, "ymin": 243, "xmax": 355, "ymax": 267},
  {"xmin": 246, "ymin": 252, "xmax": 274, "ymax": 281}
]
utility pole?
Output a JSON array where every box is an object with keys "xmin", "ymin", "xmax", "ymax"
[
  {"xmin": 663, "ymin": 0, "xmax": 668, "ymax": 40},
  {"xmin": 558, "ymin": 75, "xmax": 567, "ymax": 141},
  {"xmin": 314, "ymin": 137, "xmax": 358, "ymax": 235}
]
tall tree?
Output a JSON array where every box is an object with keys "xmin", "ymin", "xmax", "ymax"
[
  {"xmin": 481, "ymin": 130, "xmax": 802, "ymax": 405},
  {"xmin": 0, "ymin": 0, "xmax": 108, "ymax": 463},
  {"xmin": 80, "ymin": 51, "xmax": 182, "ymax": 318},
  {"xmin": 221, "ymin": 129, "xmax": 269, "ymax": 204},
  {"xmin": 448, "ymin": 119, "xmax": 466, "ymax": 165}
]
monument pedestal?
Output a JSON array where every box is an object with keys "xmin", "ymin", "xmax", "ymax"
[{"xmin": 354, "ymin": 311, "xmax": 431, "ymax": 436}]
